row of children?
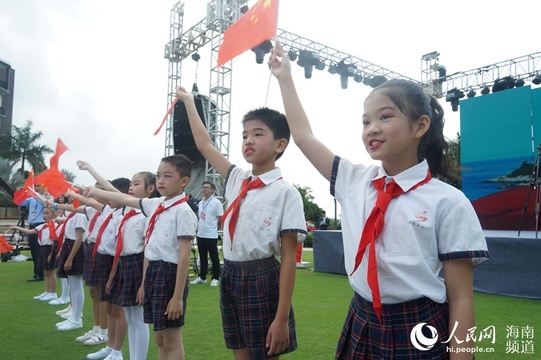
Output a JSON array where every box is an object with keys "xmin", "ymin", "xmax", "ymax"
[{"xmin": 14, "ymin": 40, "xmax": 489, "ymax": 360}]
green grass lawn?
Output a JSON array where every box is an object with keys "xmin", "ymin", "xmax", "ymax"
[{"xmin": 0, "ymin": 251, "xmax": 539, "ymax": 359}]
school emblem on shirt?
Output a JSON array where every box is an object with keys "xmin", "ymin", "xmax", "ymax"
[
  {"xmin": 201, "ymin": 212, "xmax": 206, "ymax": 220},
  {"xmin": 259, "ymin": 217, "xmax": 273, "ymax": 232},
  {"xmin": 414, "ymin": 211, "xmax": 428, "ymax": 222}
]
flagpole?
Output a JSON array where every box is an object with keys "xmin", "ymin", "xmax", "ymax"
[{"xmin": 265, "ymin": 0, "xmax": 280, "ymax": 106}]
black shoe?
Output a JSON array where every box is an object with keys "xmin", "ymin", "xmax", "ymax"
[{"xmin": 28, "ymin": 276, "xmax": 44, "ymax": 282}]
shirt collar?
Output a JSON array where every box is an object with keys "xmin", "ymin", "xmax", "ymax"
[
  {"xmin": 373, "ymin": 160, "xmax": 430, "ymax": 192},
  {"xmin": 249, "ymin": 167, "xmax": 282, "ymax": 185},
  {"xmin": 163, "ymin": 192, "xmax": 186, "ymax": 207}
]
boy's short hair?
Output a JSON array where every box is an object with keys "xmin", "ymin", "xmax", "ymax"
[
  {"xmin": 161, "ymin": 154, "xmax": 193, "ymax": 179},
  {"xmin": 242, "ymin": 107, "xmax": 290, "ymax": 160}
]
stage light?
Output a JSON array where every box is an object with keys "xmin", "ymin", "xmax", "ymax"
[
  {"xmin": 288, "ymin": 49, "xmax": 297, "ymax": 61},
  {"xmin": 445, "ymin": 88, "xmax": 464, "ymax": 112},
  {"xmin": 336, "ymin": 60, "xmax": 357, "ymax": 89},
  {"xmin": 328, "ymin": 63, "xmax": 337, "ymax": 74},
  {"xmin": 515, "ymin": 78, "xmax": 525, "ymax": 87},
  {"xmin": 369, "ymin": 75, "xmax": 388, "ymax": 88},
  {"xmin": 353, "ymin": 72, "xmax": 363, "ymax": 83},
  {"xmin": 315, "ymin": 60, "xmax": 325, "ymax": 71},
  {"xmin": 533, "ymin": 74, "xmax": 541, "ymax": 85},
  {"xmin": 191, "ymin": 53, "xmax": 201, "ymax": 62},
  {"xmin": 251, "ymin": 40, "xmax": 273, "ymax": 64},
  {"xmin": 297, "ymin": 50, "xmax": 322, "ymax": 79},
  {"xmin": 492, "ymin": 76, "xmax": 515, "ymax": 92},
  {"xmin": 467, "ymin": 89, "xmax": 476, "ymax": 98},
  {"xmin": 481, "ymin": 86, "xmax": 490, "ymax": 95}
]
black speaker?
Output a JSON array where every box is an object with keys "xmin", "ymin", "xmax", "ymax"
[{"xmin": 173, "ymin": 95, "xmax": 215, "ymax": 162}]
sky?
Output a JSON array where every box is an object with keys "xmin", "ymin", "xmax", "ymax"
[{"xmin": 1, "ymin": 0, "xmax": 540, "ymax": 218}]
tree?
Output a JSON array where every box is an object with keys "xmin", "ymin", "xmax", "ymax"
[
  {"xmin": 294, "ymin": 184, "xmax": 323, "ymax": 225},
  {"xmin": 0, "ymin": 120, "xmax": 53, "ymax": 175},
  {"xmin": 446, "ymin": 132, "xmax": 461, "ymax": 188}
]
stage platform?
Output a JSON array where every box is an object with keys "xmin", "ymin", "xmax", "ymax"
[{"xmin": 312, "ymin": 230, "xmax": 541, "ymax": 300}]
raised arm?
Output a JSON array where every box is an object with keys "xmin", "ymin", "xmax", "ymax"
[
  {"xmin": 175, "ymin": 87, "xmax": 232, "ymax": 178},
  {"xmin": 67, "ymin": 191, "xmax": 105, "ymax": 212},
  {"xmin": 76, "ymin": 160, "xmax": 117, "ymax": 193},
  {"xmin": 269, "ymin": 43, "xmax": 336, "ymax": 181},
  {"xmin": 85, "ymin": 186, "xmax": 140, "ymax": 209}
]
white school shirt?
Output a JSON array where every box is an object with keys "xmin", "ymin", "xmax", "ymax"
[
  {"xmin": 197, "ymin": 196, "xmax": 224, "ymax": 238},
  {"xmin": 36, "ymin": 223, "xmax": 56, "ymax": 246},
  {"xmin": 118, "ymin": 207, "xmax": 147, "ymax": 256},
  {"xmin": 140, "ymin": 193, "xmax": 198, "ymax": 264},
  {"xmin": 64, "ymin": 213, "xmax": 88, "ymax": 240},
  {"xmin": 97, "ymin": 207, "xmax": 123, "ymax": 256},
  {"xmin": 332, "ymin": 157, "xmax": 490, "ymax": 304},
  {"xmin": 84, "ymin": 205, "xmax": 106, "ymax": 243},
  {"xmin": 223, "ymin": 166, "xmax": 308, "ymax": 262}
]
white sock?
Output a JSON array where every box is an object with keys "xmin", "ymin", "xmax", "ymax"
[
  {"xmin": 100, "ymin": 328, "xmax": 108, "ymax": 336},
  {"xmin": 125, "ymin": 306, "xmax": 149, "ymax": 360},
  {"xmin": 67, "ymin": 275, "xmax": 84, "ymax": 322},
  {"xmin": 93, "ymin": 325, "xmax": 100, "ymax": 334},
  {"xmin": 61, "ymin": 278, "xmax": 70, "ymax": 299},
  {"xmin": 110, "ymin": 349, "xmax": 122, "ymax": 357}
]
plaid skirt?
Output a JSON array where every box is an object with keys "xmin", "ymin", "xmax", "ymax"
[
  {"xmin": 97, "ymin": 253, "xmax": 115, "ymax": 302},
  {"xmin": 38, "ymin": 244, "xmax": 56, "ymax": 271},
  {"xmin": 83, "ymin": 241, "xmax": 100, "ymax": 286},
  {"xmin": 143, "ymin": 260, "xmax": 189, "ymax": 331},
  {"xmin": 57, "ymin": 239, "xmax": 85, "ymax": 277},
  {"xmin": 336, "ymin": 293, "xmax": 450, "ymax": 359},
  {"xmin": 221, "ymin": 256, "xmax": 297, "ymax": 358},
  {"xmin": 109, "ymin": 252, "xmax": 144, "ymax": 307}
]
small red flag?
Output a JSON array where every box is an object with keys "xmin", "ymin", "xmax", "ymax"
[
  {"xmin": 0, "ymin": 235, "xmax": 14, "ymax": 253},
  {"xmin": 216, "ymin": 0, "xmax": 278, "ymax": 68},
  {"xmin": 35, "ymin": 168, "xmax": 71, "ymax": 199},
  {"xmin": 12, "ymin": 170, "xmax": 35, "ymax": 205},
  {"xmin": 50, "ymin": 138, "xmax": 69, "ymax": 169}
]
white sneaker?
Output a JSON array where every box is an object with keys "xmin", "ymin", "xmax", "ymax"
[
  {"xmin": 50, "ymin": 296, "xmax": 70, "ymax": 305},
  {"xmin": 84, "ymin": 333, "xmax": 108, "ymax": 346},
  {"xmin": 61, "ymin": 310, "xmax": 73, "ymax": 319},
  {"xmin": 104, "ymin": 352, "xmax": 123, "ymax": 360},
  {"xmin": 33, "ymin": 292, "xmax": 48, "ymax": 300},
  {"xmin": 57, "ymin": 319, "xmax": 83, "ymax": 331},
  {"xmin": 56, "ymin": 318, "xmax": 70, "ymax": 327},
  {"xmin": 191, "ymin": 277, "xmax": 207, "ymax": 284},
  {"xmin": 76, "ymin": 330, "xmax": 95, "ymax": 343},
  {"xmin": 210, "ymin": 279, "xmax": 219, "ymax": 287},
  {"xmin": 40, "ymin": 293, "xmax": 58, "ymax": 301},
  {"xmin": 87, "ymin": 347, "xmax": 112, "ymax": 360},
  {"xmin": 56, "ymin": 304, "xmax": 72, "ymax": 316}
]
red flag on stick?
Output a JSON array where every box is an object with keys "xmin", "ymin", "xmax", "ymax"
[
  {"xmin": 35, "ymin": 167, "xmax": 71, "ymax": 199},
  {"xmin": 50, "ymin": 138, "xmax": 69, "ymax": 169},
  {"xmin": 216, "ymin": 0, "xmax": 278, "ymax": 68},
  {"xmin": 0, "ymin": 235, "xmax": 14, "ymax": 253},
  {"xmin": 12, "ymin": 171, "xmax": 35, "ymax": 205}
]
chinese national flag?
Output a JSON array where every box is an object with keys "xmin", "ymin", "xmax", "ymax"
[
  {"xmin": 12, "ymin": 170, "xmax": 35, "ymax": 205},
  {"xmin": 216, "ymin": 0, "xmax": 278, "ymax": 68},
  {"xmin": 49, "ymin": 138, "xmax": 69, "ymax": 169},
  {"xmin": 0, "ymin": 235, "xmax": 14, "ymax": 253},
  {"xmin": 35, "ymin": 167, "xmax": 71, "ymax": 199}
]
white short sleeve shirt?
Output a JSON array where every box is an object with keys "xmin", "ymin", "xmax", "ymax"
[
  {"xmin": 97, "ymin": 207, "xmax": 124, "ymax": 256},
  {"xmin": 118, "ymin": 207, "xmax": 147, "ymax": 256},
  {"xmin": 331, "ymin": 157, "xmax": 490, "ymax": 304},
  {"xmin": 36, "ymin": 223, "xmax": 56, "ymax": 246},
  {"xmin": 197, "ymin": 196, "xmax": 224, "ymax": 238},
  {"xmin": 84, "ymin": 205, "xmax": 106, "ymax": 243},
  {"xmin": 64, "ymin": 213, "xmax": 88, "ymax": 240},
  {"xmin": 140, "ymin": 193, "xmax": 198, "ymax": 264},
  {"xmin": 222, "ymin": 166, "xmax": 308, "ymax": 262}
]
